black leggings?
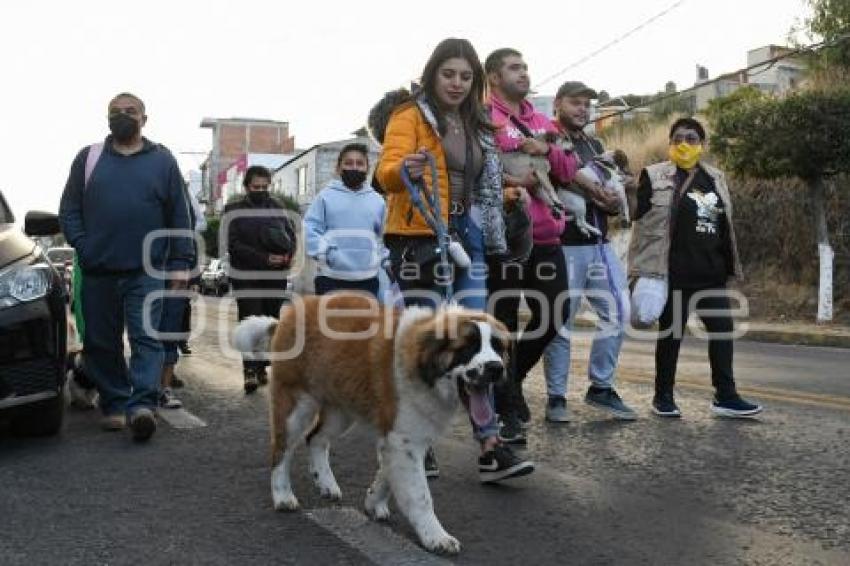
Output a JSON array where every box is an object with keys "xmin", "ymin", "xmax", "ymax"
[
  {"xmin": 655, "ymin": 286, "xmax": 737, "ymax": 401},
  {"xmin": 489, "ymin": 245, "xmax": 570, "ymax": 416}
]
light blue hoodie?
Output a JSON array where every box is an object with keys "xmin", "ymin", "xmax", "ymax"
[{"xmin": 303, "ymin": 179, "xmax": 387, "ymax": 281}]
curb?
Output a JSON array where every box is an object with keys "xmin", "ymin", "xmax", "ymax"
[
  {"xmin": 737, "ymin": 329, "xmax": 850, "ymax": 349},
  {"xmin": 526, "ymin": 310, "xmax": 850, "ymax": 349}
]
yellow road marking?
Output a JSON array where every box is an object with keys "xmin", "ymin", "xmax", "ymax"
[{"xmin": 618, "ymin": 370, "xmax": 850, "ymax": 412}]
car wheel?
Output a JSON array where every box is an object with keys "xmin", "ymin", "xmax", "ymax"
[{"xmin": 11, "ymin": 392, "xmax": 65, "ymax": 437}]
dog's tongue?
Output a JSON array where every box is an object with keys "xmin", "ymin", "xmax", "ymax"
[{"xmin": 466, "ymin": 386, "xmax": 493, "ymax": 427}]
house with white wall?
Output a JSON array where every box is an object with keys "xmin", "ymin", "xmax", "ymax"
[{"xmin": 271, "ymin": 137, "xmax": 379, "ymax": 210}]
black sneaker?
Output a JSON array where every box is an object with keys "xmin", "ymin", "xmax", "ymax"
[
  {"xmin": 479, "ymin": 444, "xmax": 534, "ymax": 483},
  {"xmin": 585, "ymin": 386, "xmax": 638, "ymax": 420},
  {"xmin": 423, "ymin": 447, "xmax": 439, "ymax": 479},
  {"xmin": 178, "ymin": 342, "xmax": 192, "ymax": 355},
  {"xmin": 711, "ymin": 396, "xmax": 763, "ymax": 418},
  {"xmin": 256, "ymin": 367, "xmax": 269, "ymax": 386},
  {"xmin": 652, "ymin": 395, "xmax": 682, "ymax": 418},
  {"xmin": 244, "ymin": 370, "xmax": 259, "ymax": 394},
  {"xmin": 545, "ymin": 396, "xmax": 571, "ymax": 423},
  {"xmin": 170, "ymin": 375, "xmax": 185, "ymax": 389},
  {"xmin": 499, "ymin": 413, "xmax": 527, "ymax": 445},
  {"xmin": 129, "ymin": 408, "xmax": 157, "ymax": 442}
]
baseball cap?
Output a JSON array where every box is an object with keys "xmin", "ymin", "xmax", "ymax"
[{"xmin": 555, "ymin": 81, "xmax": 598, "ymax": 100}]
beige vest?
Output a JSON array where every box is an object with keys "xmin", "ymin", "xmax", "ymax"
[{"xmin": 628, "ymin": 161, "xmax": 743, "ymax": 281}]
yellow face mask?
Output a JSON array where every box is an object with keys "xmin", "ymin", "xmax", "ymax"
[{"xmin": 668, "ymin": 142, "xmax": 703, "ymax": 170}]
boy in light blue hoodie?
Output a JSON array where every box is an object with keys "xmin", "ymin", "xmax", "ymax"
[{"xmin": 304, "ymin": 143, "xmax": 387, "ymax": 297}]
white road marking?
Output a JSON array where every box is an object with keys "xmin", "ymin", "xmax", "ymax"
[
  {"xmin": 305, "ymin": 507, "xmax": 452, "ymax": 566},
  {"xmin": 157, "ymin": 408, "xmax": 207, "ymax": 429}
]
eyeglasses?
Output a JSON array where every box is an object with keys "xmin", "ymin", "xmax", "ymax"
[{"xmin": 671, "ymin": 133, "xmax": 701, "ymax": 144}]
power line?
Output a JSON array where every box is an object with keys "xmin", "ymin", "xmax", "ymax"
[
  {"xmin": 591, "ymin": 33, "xmax": 850, "ymax": 124},
  {"xmin": 533, "ymin": 0, "xmax": 687, "ymax": 91}
]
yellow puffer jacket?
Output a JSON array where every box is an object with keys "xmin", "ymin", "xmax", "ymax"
[{"xmin": 376, "ymin": 102, "xmax": 450, "ymax": 237}]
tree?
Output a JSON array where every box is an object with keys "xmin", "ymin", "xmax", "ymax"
[
  {"xmin": 707, "ymin": 87, "xmax": 850, "ymax": 321},
  {"xmin": 798, "ymin": 0, "xmax": 850, "ymax": 68}
]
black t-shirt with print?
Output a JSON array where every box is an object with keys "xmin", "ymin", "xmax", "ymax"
[{"xmin": 668, "ymin": 166, "xmax": 731, "ymax": 288}]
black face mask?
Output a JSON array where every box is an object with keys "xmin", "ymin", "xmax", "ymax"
[
  {"xmin": 340, "ymin": 169, "xmax": 367, "ymax": 189},
  {"xmin": 247, "ymin": 190, "xmax": 269, "ymax": 204},
  {"xmin": 109, "ymin": 113, "xmax": 140, "ymax": 143}
]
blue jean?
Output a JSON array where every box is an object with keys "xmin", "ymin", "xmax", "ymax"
[
  {"xmin": 159, "ymin": 295, "xmax": 188, "ymax": 366},
  {"xmin": 82, "ymin": 272, "xmax": 164, "ymax": 416},
  {"xmin": 542, "ymin": 243, "xmax": 627, "ymax": 397},
  {"xmin": 397, "ymin": 213, "xmax": 488, "ymax": 311},
  {"xmin": 399, "ymin": 213, "xmax": 497, "ymax": 441}
]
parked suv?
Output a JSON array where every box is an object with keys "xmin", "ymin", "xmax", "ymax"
[
  {"xmin": 200, "ymin": 258, "xmax": 230, "ymax": 296},
  {"xmin": 0, "ymin": 191, "xmax": 68, "ymax": 436}
]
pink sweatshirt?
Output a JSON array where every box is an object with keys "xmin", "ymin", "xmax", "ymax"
[
  {"xmin": 527, "ymin": 193, "xmax": 566, "ymax": 246},
  {"xmin": 488, "ymin": 94, "xmax": 578, "ymax": 184}
]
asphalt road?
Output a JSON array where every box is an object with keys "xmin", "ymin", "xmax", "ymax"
[{"xmin": 1, "ymin": 296, "xmax": 848, "ymax": 565}]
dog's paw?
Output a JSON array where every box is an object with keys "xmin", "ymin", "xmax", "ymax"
[
  {"xmin": 272, "ymin": 492, "xmax": 300, "ymax": 512},
  {"xmin": 421, "ymin": 532, "xmax": 461, "ymax": 555},
  {"xmin": 364, "ymin": 497, "xmax": 390, "ymax": 521},
  {"xmin": 319, "ymin": 484, "xmax": 342, "ymax": 501}
]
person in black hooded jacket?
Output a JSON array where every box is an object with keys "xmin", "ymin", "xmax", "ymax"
[{"xmin": 224, "ymin": 165, "xmax": 296, "ymax": 393}]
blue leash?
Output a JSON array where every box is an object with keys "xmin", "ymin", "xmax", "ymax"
[{"xmin": 400, "ymin": 151, "xmax": 454, "ymax": 302}]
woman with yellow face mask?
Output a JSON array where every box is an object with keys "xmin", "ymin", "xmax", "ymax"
[{"xmin": 628, "ymin": 117, "xmax": 762, "ymax": 419}]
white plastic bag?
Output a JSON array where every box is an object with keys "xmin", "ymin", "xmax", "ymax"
[{"xmin": 630, "ymin": 277, "xmax": 668, "ymax": 328}]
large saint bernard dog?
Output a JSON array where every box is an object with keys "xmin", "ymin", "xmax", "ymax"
[{"xmin": 234, "ymin": 292, "xmax": 510, "ymax": 554}]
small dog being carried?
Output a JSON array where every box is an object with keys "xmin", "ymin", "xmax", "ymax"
[{"xmin": 558, "ymin": 149, "xmax": 632, "ymax": 237}]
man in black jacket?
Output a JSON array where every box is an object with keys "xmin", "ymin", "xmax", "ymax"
[{"xmin": 224, "ymin": 165, "xmax": 296, "ymax": 393}]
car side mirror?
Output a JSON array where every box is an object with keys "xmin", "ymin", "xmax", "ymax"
[{"xmin": 24, "ymin": 211, "xmax": 62, "ymax": 237}]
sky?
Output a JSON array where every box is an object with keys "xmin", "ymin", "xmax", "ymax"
[{"xmin": 0, "ymin": 0, "xmax": 809, "ymax": 219}]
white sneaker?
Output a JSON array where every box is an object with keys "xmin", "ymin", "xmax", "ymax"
[
  {"xmin": 159, "ymin": 387, "xmax": 183, "ymax": 409},
  {"xmin": 68, "ymin": 375, "xmax": 98, "ymax": 410}
]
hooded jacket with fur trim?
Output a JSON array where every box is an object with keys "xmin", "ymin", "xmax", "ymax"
[{"xmin": 375, "ymin": 97, "xmax": 507, "ymax": 256}]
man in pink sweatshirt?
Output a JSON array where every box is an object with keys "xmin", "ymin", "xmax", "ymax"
[{"xmin": 484, "ymin": 48, "xmax": 577, "ymax": 444}]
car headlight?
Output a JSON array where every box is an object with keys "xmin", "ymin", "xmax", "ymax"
[{"xmin": 0, "ymin": 264, "xmax": 52, "ymax": 308}]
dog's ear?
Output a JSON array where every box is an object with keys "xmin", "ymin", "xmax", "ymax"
[
  {"xmin": 417, "ymin": 326, "xmax": 452, "ymax": 388},
  {"xmin": 488, "ymin": 317, "xmax": 512, "ymax": 382},
  {"xmin": 612, "ymin": 149, "xmax": 630, "ymax": 173},
  {"xmin": 416, "ymin": 316, "xmax": 476, "ymax": 387}
]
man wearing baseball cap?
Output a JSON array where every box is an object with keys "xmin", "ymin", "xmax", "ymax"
[{"xmin": 542, "ymin": 80, "xmax": 637, "ymax": 423}]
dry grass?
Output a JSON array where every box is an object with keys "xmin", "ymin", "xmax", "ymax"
[{"xmin": 600, "ymin": 117, "xmax": 672, "ymax": 174}]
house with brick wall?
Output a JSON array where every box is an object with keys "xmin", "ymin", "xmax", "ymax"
[{"xmin": 199, "ymin": 117, "xmax": 295, "ymax": 212}]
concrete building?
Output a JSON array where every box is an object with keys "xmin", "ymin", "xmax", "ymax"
[
  {"xmin": 271, "ymin": 137, "xmax": 379, "ymax": 210},
  {"xmin": 693, "ymin": 45, "xmax": 806, "ymax": 110},
  {"xmin": 199, "ymin": 117, "xmax": 295, "ymax": 211},
  {"xmin": 746, "ymin": 45, "xmax": 806, "ymax": 94}
]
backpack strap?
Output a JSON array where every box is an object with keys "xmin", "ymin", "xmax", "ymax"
[
  {"xmin": 507, "ymin": 114, "xmax": 535, "ymax": 139},
  {"xmin": 84, "ymin": 143, "xmax": 104, "ymax": 188}
]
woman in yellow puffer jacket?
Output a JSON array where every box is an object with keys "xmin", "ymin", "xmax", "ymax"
[
  {"xmin": 376, "ymin": 39, "xmax": 507, "ymax": 311},
  {"xmin": 375, "ymin": 37, "xmax": 533, "ymax": 484}
]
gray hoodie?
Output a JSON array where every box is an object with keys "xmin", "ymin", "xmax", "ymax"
[{"xmin": 303, "ymin": 179, "xmax": 387, "ymax": 281}]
